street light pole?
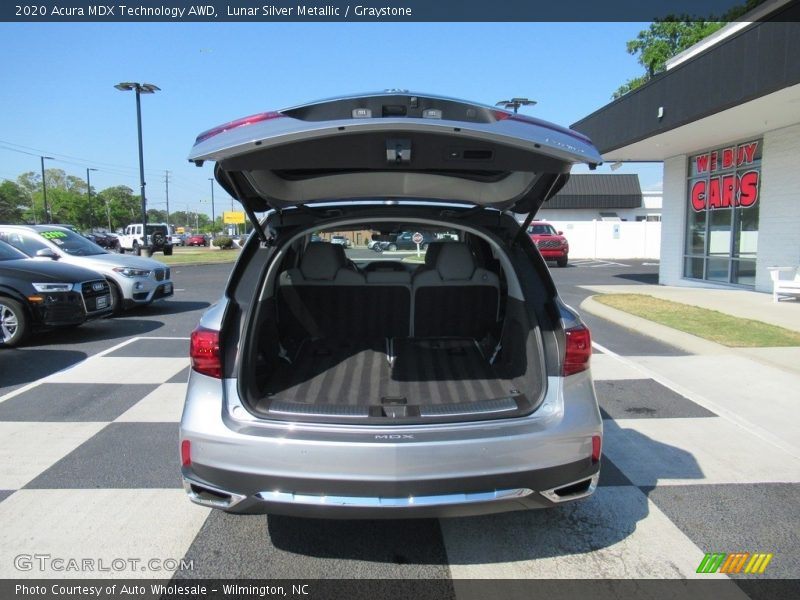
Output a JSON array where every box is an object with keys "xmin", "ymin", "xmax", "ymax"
[
  {"xmin": 208, "ymin": 178, "xmax": 216, "ymax": 238},
  {"xmin": 40, "ymin": 156, "xmax": 54, "ymax": 224},
  {"xmin": 86, "ymin": 168, "xmax": 98, "ymax": 231},
  {"xmin": 495, "ymin": 97, "xmax": 537, "ymax": 114},
  {"xmin": 115, "ymin": 82, "xmax": 159, "ymax": 248}
]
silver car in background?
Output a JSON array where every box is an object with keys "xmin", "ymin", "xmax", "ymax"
[
  {"xmin": 0, "ymin": 225, "xmax": 174, "ymax": 314},
  {"xmin": 180, "ymin": 92, "xmax": 603, "ymax": 518}
]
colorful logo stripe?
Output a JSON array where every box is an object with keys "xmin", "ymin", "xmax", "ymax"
[{"xmin": 697, "ymin": 552, "xmax": 773, "ymax": 574}]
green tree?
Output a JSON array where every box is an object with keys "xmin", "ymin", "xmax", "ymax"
[
  {"xmin": 97, "ymin": 185, "xmax": 139, "ymax": 231},
  {"xmin": 146, "ymin": 208, "xmax": 168, "ymax": 223},
  {"xmin": 0, "ymin": 180, "xmax": 28, "ymax": 223},
  {"xmin": 613, "ymin": 19, "xmax": 725, "ymax": 99}
]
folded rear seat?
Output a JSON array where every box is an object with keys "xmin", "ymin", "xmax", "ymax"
[
  {"xmin": 278, "ymin": 242, "xmax": 410, "ymax": 342},
  {"xmin": 412, "ymin": 242, "xmax": 500, "ymax": 339}
]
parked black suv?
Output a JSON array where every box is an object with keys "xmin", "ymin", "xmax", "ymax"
[{"xmin": 0, "ymin": 240, "xmax": 112, "ymax": 347}]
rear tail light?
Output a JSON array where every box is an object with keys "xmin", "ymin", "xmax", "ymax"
[
  {"xmin": 181, "ymin": 440, "xmax": 191, "ymax": 467},
  {"xmin": 592, "ymin": 435, "xmax": 602, "ymax": 463},
  {"xmin": 563, "ymin": 324, "xmax": 592, "ymax": 376},
  {"xmin": 194, "ymin": 111, "xmax": 285, "ymax": 144},
  {"xmin": 190, "ymin": 327, "xmax": 221, "ymax": 378}
]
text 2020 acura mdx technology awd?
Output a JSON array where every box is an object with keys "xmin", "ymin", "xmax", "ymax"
[{"xmin": 180, "ymin": 92, "xmax": 603, "ymax": 518}]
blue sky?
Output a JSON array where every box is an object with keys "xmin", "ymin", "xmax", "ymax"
[{"xmin": 0, "ymin": 22, "xmax": 664, "ymax": 218}]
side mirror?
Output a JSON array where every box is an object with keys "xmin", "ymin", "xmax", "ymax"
[
  {"xmin": 35, "ymin": 248, "xmax": 59, "ymax": 260},
  {"xmin": 558, "ymin": 231, "xmax": 564, "ymax": 235}
]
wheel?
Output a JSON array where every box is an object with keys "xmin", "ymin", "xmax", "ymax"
[
  {"xmin": 164, "ymin": 246, "xmax": 173, "ymax": 256},
  {"xmin": 557, "ymin": 256, "xmax": 568, "ymax": 268},
  {"xmin": 388, "ymin": 243, "xmax": 397, "ymax": 251},
  {"xmin": 108, "ymin": 280, "xmax": 124, "ymax": 316},
  {"xmin": 0, "ymin": 297, "xmax": 29, "ymax": 347},
  {"xmin": 133, "ymin": 242, "xmax": 141, "ymax": 256}
]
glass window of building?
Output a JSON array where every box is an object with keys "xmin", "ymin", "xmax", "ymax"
[{"xmin": 684, "ymin": 139, "xmax": 761, "ymax": 286}]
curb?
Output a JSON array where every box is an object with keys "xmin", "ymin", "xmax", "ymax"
[
  {"xmin": 164, "ymin": 261, "xmax": 238, "ymax": 268},
  {"xmin": 580, "ymin": 295, "xmax": 733, "ymax": 356}
]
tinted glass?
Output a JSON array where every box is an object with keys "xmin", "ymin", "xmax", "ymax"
[
  {"xmin": 37, "ymin": 228, "xmax": 107, "ymax": 256},
  {"xmin": 528, "ymin": 224, "xmax": 557, "ymax": 235},
  {"xmin": 0, "ymin": 240, "xmax": 29, "ymax": 261}
]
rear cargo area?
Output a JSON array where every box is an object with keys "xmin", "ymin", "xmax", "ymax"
[
  {"xmin": 243, "ymin": 238, "xmax": 546, "ymax": 423},
  {"xmin": 256, "ymin": 337, "xmax": 520, "ymax": 413}
]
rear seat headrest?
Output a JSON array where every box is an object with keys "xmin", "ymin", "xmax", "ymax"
[
  {"xmin": 300, "ymin": 242, "xmax": 346, "ymax": 280},
  {"xmin": 424, "ymin": 241, "xmax": 445, "ymax": 268},
  {"xmin": 435, "ymin": 243, "xmax": 476, "ymax": 280}
]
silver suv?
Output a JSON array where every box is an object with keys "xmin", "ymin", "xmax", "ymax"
[
  {"xmin": 180, "ymin": 92, "xmax": 603, "ymax": 518},
  {"xmin": 0, "ymin": 225, "xmax": 174, "ymax": 315}
]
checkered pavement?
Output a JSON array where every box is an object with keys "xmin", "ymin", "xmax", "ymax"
[{"xmin": 0, "ymin": 337, "xmax": 798, "ymax": 581}]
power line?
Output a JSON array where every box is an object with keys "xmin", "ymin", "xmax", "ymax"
[{"xmin": 0, "ymin": 139, "xmax": 165, "ymax": 175}]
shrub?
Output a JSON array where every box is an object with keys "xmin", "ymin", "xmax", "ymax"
[{"xmin": 212, "ymin": 236, "xmax": 233, "ymax": 249}]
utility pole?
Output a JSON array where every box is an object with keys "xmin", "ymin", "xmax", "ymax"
[
  {"xmin": 86, "ymin": 168, "xmax": 98, "ymax": 231},
  {"xmin": 40, "ymin": 156, "xmax": 53, "ymax": 223},
  {"xmin": 208, "ymin": 178, "xmax": 216, "ymax": 238},
  {"xmin": 165, "ymin": 170, "xmax": 171, "ymax": 231}
]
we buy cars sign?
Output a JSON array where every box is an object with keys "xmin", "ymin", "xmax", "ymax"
[{"xmin": 690, "ymin": 140, "xmax": 761, "ymax": 212}]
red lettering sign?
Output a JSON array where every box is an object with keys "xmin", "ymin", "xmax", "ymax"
[
  {"xmin": 696, "ymin": 154, "xmax": 710, "ymax": 173},
  {"xmin": 721, "ymin": 174, "xmax": 735, "ymax": 208},
  {"xmin": 739, "ymin": 171, "xmax": 759, "ymax": 207},
  {"xmin": 722, "ymin": 148, "xmax": 734, "ymax": 169},
  {"xmin": 739, "ymin": 141, "xmax": 758, "ymax": 166},
  {"xmin": 690, "ymin": 172, "xmax": 760, "ymax": 212},
  {"xmin": 691, "ymin": 180, "xmax": 706, "ymax": 211}
]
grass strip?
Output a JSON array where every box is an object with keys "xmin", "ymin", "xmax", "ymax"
[
  {"xmin": 594, "ymin": 293, "xmax": 800, "ymax": 347},
  {"xmin": 155, "ymin": 248, "xmax": 240, "ymax": 265}
]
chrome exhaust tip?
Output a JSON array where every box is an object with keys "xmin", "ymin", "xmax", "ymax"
[
  {"xmin": 183, "ymin": 477, "xmax": 246, "ymax": 509},
  {"xmin": 540, "ymin": 473, "xmax": 599, "ymax": 503}
]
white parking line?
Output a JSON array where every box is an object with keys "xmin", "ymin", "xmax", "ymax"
[{"xmin": 0, "ymin": 336, "xmax": 189, "ymax": 404}]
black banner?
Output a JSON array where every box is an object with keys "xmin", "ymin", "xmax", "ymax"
[
  {"xmin": 2, "ymin": 0, "xmax": 797, "ymax": 23},
  {"xmin": 3, "ymin": 579, "xmax": 800, "ymax": 600}
]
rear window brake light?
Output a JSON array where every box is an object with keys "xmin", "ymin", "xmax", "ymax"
[{"xmin": 195, "ymin": 111, "xmax": 285, "ymax": 144}]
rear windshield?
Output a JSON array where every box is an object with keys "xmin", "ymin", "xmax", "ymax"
[
  {"xmin": 38, "ymin": 229, "xmax": 107, "ymax": 256},
  {"xmin": 528, "ymin": 224, "xmax": 557, "ymax": 235}
]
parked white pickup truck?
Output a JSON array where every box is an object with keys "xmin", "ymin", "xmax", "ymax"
[{"xmin": 118, "ymin": 223, "xmax": 174, "ymax": 256}]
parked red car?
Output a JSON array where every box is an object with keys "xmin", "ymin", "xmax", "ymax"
[
  {"xmin": 186, "ymin": 234, "xmax": 209, "ymax": 247},
  {"xmin": 528, "ymin": 221, "xmax": 569, "ymax": 267}
]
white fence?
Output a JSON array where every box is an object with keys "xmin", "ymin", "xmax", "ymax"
[{"xmin": 547, "ymin": 221, "xmax": 662, "ymax": 260}]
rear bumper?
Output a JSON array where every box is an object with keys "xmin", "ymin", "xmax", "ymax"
[
  {"xmin": 182, "ymin": 464, "xmax": 600, "ymax": 518},
  {"xmin": 180, "ymin": 372, "xmax": 602, "ymax": 518},
  {"xmin": 539, "ymin": 248, "xmax": 568, "ymax": 259}
]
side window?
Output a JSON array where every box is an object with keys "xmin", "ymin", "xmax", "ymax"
[
  {"xmin": 125, "ymin": 226, "xmax": 130, "ymax": 235},
  {"xmin": 2, "ymin": 232, "xmax": 51, "ymax": 256}
]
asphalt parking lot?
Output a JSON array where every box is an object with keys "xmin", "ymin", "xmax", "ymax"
[{"xmin": 0, "ymin": 258, "xmax": 798, "ymax": 590}]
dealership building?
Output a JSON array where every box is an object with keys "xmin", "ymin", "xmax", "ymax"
[{"xmin": 573, "ymin": 0, "xmax": 799, "ymax": 292}]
